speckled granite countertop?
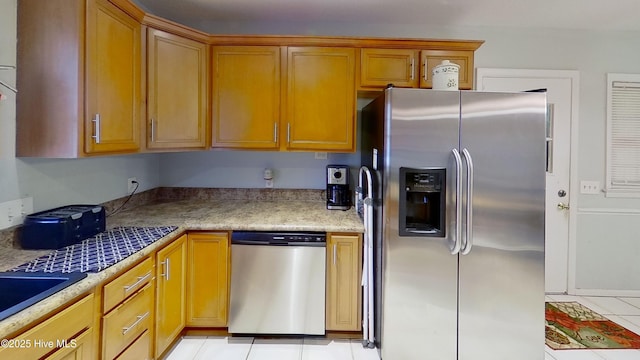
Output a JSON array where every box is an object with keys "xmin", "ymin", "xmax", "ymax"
[{"xmin": 0, "ymin": 198, "xmax": 364, "ymax": 338}]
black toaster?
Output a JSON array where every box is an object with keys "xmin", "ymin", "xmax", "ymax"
[{"xmin": 20, "ymin": 205, "xmax": 106, "ymax": 249}]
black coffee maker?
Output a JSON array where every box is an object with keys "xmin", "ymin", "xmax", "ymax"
[{"xmin": 326, "ymin": 165, "xmax": 351, "ymax": 210}]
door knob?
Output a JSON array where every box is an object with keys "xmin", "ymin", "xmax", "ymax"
[{"xmin": 557, "ymin": 203, "xmax": 570, "ymax": 210}]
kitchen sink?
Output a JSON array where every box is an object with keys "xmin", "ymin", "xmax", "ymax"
[{"xmin": 0, "ymin": 272, "xmax": 87, "ymax": 321}]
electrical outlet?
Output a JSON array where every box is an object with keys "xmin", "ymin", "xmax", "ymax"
[
  {"xmin": 580, "ymin": 180, "xmax": 600, "ymax": 194},
  {"xmin": 127, "ymin": 177, "xmax": 138, "ymax": 194},
  {"xmin": 314, "ymin": 152, "xmax": 328, "ymax": 160}
]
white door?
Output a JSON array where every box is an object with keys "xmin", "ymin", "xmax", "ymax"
[{"xmin": 476, "ymin": 68, "xmax": 579, "ymax": 294}]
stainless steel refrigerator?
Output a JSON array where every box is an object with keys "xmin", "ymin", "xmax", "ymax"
[{"xmin": 360, "ymin": 88, "xmax": 546, "ymax": 359}]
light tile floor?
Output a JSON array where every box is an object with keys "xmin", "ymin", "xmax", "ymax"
[
  {"xmin": 164, "ymin": 295, "xmax": 640, "ymax": 360},
  {"xmin": 164, "ymin": 337, "xmax": 380, "ymax": 360}
]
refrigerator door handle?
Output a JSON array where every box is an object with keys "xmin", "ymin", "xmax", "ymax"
[
  {"xmin": 461, "ymin": 148, "xmax": 474, "ymax": 255},
  {"xmin": 451, "ymin": 148, "xmax": 463, "ymax": 255}
]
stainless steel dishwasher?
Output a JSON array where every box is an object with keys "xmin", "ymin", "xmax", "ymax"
[{"xmin": 228, "ymin": 231, "xmax": 326, "ymax": 335}]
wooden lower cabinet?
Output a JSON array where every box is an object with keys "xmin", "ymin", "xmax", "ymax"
[
  {"xmin": 102, "ymin": 283, "xmax": 154, "ymax": 360},
  {"xmin": 0, "ymin": 293, "xmax": 95, "ymax": 359},
  {"xmin": 155, "ymin": 234, "xmax": 187, "ymax": 357},
  {"xmin": 326, "ymin": 233, "xmax": 363, "ymax": 331},
  {"xmin": 186, "ymin": 232, "xmax": 230, "ymax": 327},
  {"xmin": 115, "ymin": 330, "xmax": 151, "ymax": 360},
  {"xmin": 45, "ymin": 328, "xmax": 94, "ymax": 360}
]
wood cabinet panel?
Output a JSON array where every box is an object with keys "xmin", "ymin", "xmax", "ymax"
[
  {"xmin": 326, "ymin": 233, "xmax": 362, "ymax": 331},
  {"xmin": 420, "ymin": 50, "xmax": 474, "ymax": 90},
  {"xmin": 45, "ymin": 328, "xmax": 94, "ymax": 360},
  {"xmin": 286, "ymin": 47, "xmax": 356, "ymax": 151},
  {"xmin": 85, "ymin": 0, "xmax": 141, "ymax": 154},
  {"xmin": 155, "ymin": 234, "xmax": 187, "ymax": 357},
  {"xmin": 211, "ymin": 46, "xmax": 281, "ymax": 149},
  {"xmin": 114, "ymin": 330, "xmax": 151, "ymax": 360},
  {"xmin": 16, "ymin": 0, "xmax": 140, "ymax": 157},
  {"xmin": 103, "ymin": 257, "xmax": 154, "ymax": 314},
  {"xmin": 360, "ymin": 48, "xmax": 419, "ymax": 88},
  {"xmin": 0, "ymin": 293, "xmax": 94, "ymax": 359},
  {"xmin": 102, "ymin": 283, "xmax": 153, "ymax": 360},
  {"xmin": 186, "ymin": 232, "xmax": 230, "ymax": 327},
  {"xmin": 147, "ymin": 28, "xmax": 209, "ymax": 150}
]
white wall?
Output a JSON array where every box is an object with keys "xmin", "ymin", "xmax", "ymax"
[{"xmin": 0, "ymin": 0, "xmax": 161, "ymax": 212}]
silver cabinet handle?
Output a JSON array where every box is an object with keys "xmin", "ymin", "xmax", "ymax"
[
  {"xmin": 273, "ymin": 122, "xmax": 278, "ymax": 143},
  {"xmin": 451, "ymin": 149, "xmax": 463, "ymax": 255},
  {"xmin": 287, "ymin": 123, "xmax": 291, "ymax": 143},
  {"xmin": 161, "ymin": 259, "xmax": 170, "ymax": 281},
  {"xmin": 409, "ymin": 58, "xmax": 415, "ymax": 80},
  {"xmin": 461, "ymin": 148, "xmax": 474, "ymax": 255},
  {"xmin": 150, "ymin": 118, "xmax": 156, "ymax": 142},
  {"xmin": 123, "ymin": 271, "xmax": 152, "ymax": 293},
  {"xmin": 92, "ymin": 114, "xmax": 101, "ymax": 144},
  {"xmin": 333, "ymin": 244, "xmax": 337, "ymax": 265},
  {"xmin": 422, "ymin": 61, "xmax": 427, "ymax": 81},
  {"xmin": 122, "ymin": 311, "xmax": 150, "ymax": 335}
]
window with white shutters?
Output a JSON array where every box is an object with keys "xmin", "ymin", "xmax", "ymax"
[{"xmin": 606, "ymin": 73, "xmax": 640, "ymax": 197}]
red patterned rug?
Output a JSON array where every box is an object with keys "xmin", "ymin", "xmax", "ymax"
[{"xmin": 545, "ymin": 302, "xmax": 640, "ymax": 349}]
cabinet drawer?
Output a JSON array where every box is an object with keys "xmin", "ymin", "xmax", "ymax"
[
  {"xmin": 0, "ymin": 293, "xmax": 94, "ymax": 359},
  {"xmin": 102, "ymin": 283, "xmax": 153, "ymax": 360},
  {"xmin": 103, "ymin": 257, "xmax": 153, "ymax": 313},
  {"xmin": 44, "ymin": 327, "xmax": 94, "ymax": 360},
  {"xmin": 115, "ymin": 330, "xmax": 151, "ymax": 360}
]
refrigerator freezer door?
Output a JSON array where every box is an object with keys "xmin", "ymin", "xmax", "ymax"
[
  {"xmin": 381, "ymin": 89, "xmax": 460, "ymax": 360},
  {"xmin": 458, "ymin": 91, "xmax": 546, "ymax": 359}
]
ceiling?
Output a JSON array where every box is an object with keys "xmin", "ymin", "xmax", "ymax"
[{"xmin": 134, "ymin": 0, "xmax": 640, "ymax": 32}]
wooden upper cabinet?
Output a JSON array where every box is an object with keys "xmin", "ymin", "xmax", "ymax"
[
  {"xmin": 147, "ymin": 28, "xmax": 209, "ymax": 150},
  {"xmin": 85, "ymin": 0, "xmax": 141, "ymax": 154},
  {"xmin": 419, "ymin": 50, "xmax": 474, "ymax": 90},
  {"xmin": 16, "ymin": 0, "xmax": 141, "ymax": 157},
  {"xmin": 360, "ymin": 48, "xmax": 419, "ymax": 88},
  {"xmin": 358, "ymin": 48, "xmax": 475, "ymax": 91},
  {"xmin": 211, "ymin": 46, "xmax": 281, "ymax": 149},
  {"xmin": 286, "ymin": 47, "xmax": 356, "ymax": 152}
]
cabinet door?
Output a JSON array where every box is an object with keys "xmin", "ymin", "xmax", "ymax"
[
  {"xmin": 360, "ymin": 48, "xmax": 419, "ymax": 88},
  {"xmin": 186, "ymin": 232, "xmax": 229, "ymax": 327},
  {"xmin": 212, "ymin": 46, "xmax": 281, "ymax": 149},
  {"xmin": 419, "ymin": 50, "xmax": 474, "ymax": 90},
  {"xmin": 85, "ymin": 0, "xmax": 141, "ymax": 154},
  {"xmin": 155, "ymin": 235, "xmax": 187, "ymax": 357},
  {"xmin": 286, "ymin": 47, "xmax": 356, "ymax": 152},
  {"xmin": 45, "ymin": 328, "xmax": 94, "ymax": 360},
  {"xmin": 147, "ymin": 28, "xmax": 209, "ymax": 150},
  {"xmin": 326, "ymin": 233, "xmax": 362, "ymax": 331}
]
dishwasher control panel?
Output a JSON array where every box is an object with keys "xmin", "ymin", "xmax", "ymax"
[{"xmin": 231, "ymin": 231, "xmax": 326, "ymax": 246}]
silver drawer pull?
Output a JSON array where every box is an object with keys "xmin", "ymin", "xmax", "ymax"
[
  {"xmin": 123, "ymin": 272, "xmax": 152, "ymax": 293},
  {"xmin": 122, "ymin": 311, "xmax": 150, "ymax": 335},
  {"xmin": 161, "ymin": 259, "xmax": 170, "ymax": 281}
]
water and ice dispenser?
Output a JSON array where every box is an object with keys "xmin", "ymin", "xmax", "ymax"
[{"xmin": 399, "ymin": 167, "xmax": 446, "ymax": 237}]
